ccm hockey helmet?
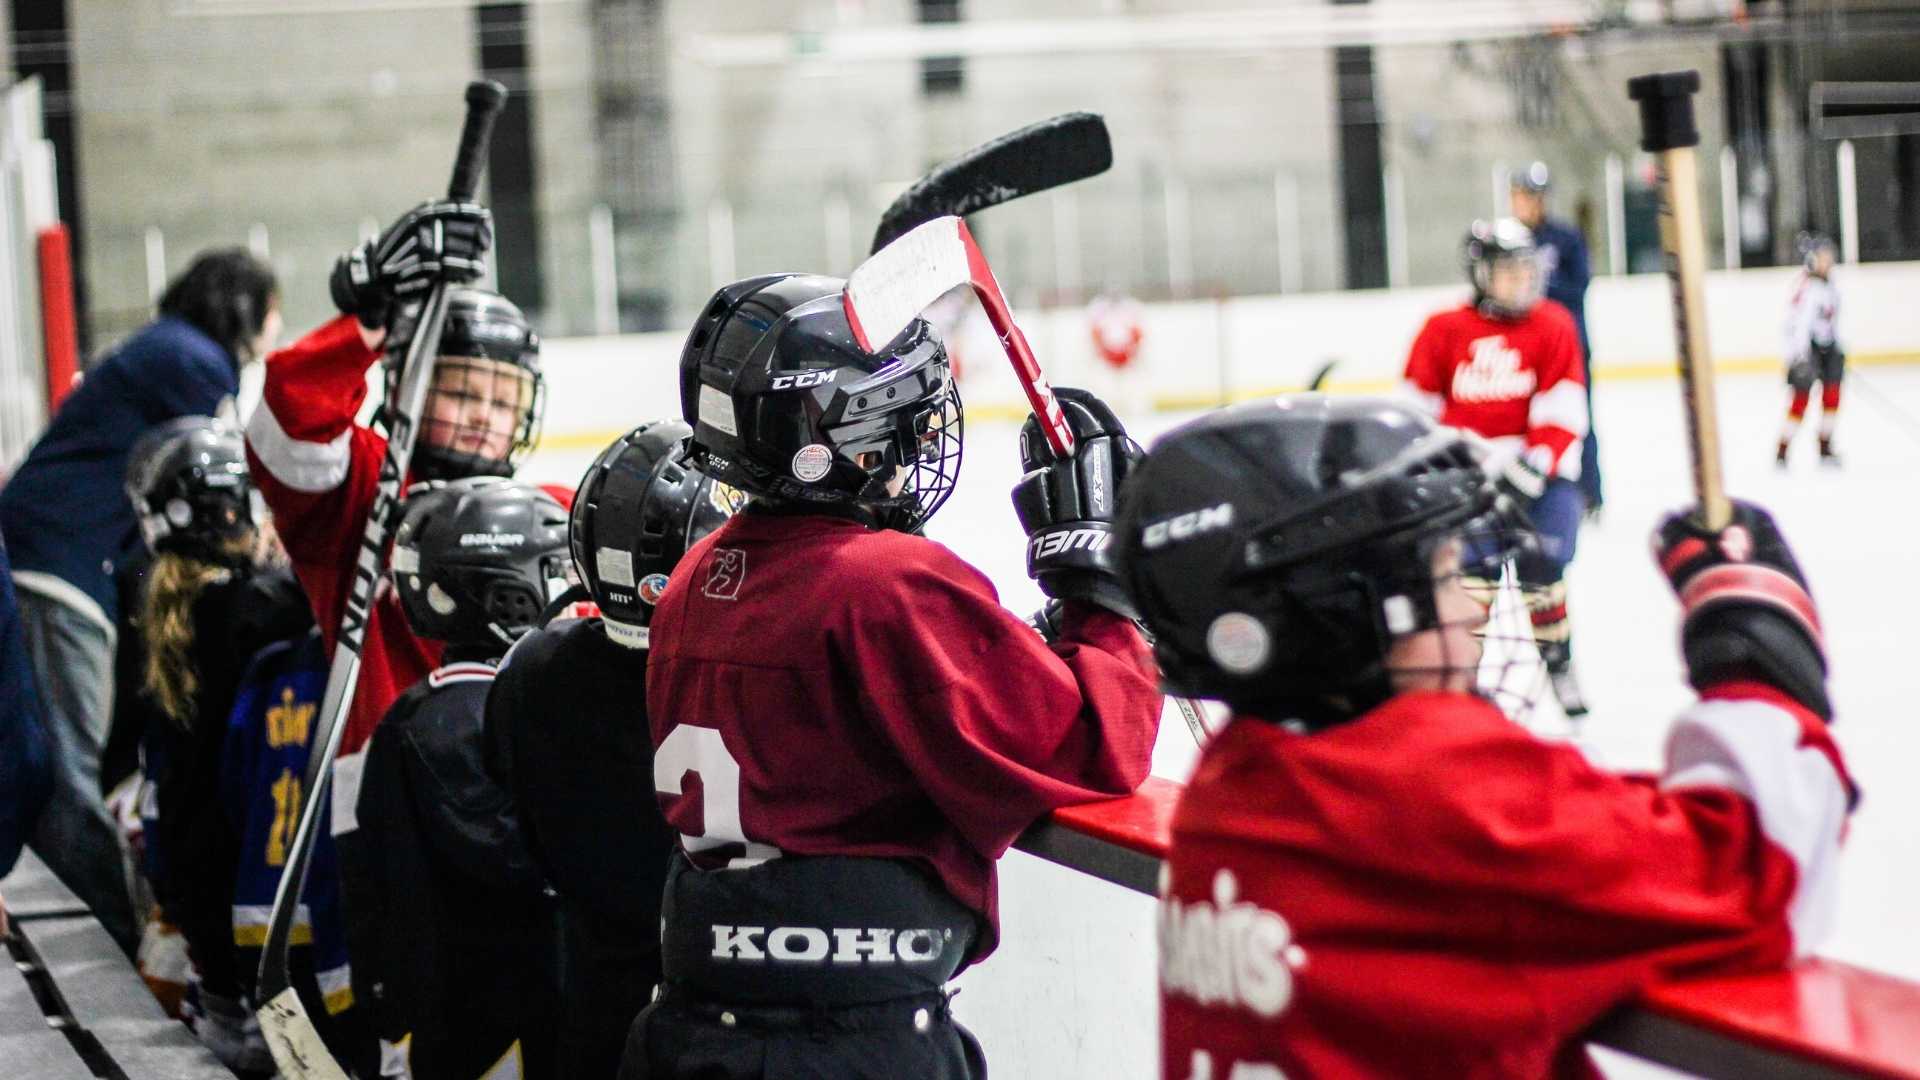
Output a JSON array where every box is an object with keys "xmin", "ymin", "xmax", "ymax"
[
  {"xmin": 569, "ymin": 420, "xmax": 743, "ymax": 648},
  {"xmin": 125, "ymin": 416, "xmax": 259, "ymax": 564},
  {"xmin": 1116, "ymin": 395, "xmax": 1532, "ymax": 724},
  {"xmin": 680, "ymin": 273, "xmax": 962, "ymax": 533},
  {"xmin": 390, "ymin": 477, "xmax": 571, "ymax": 649},
  {"xmin": 387, "ymin": 287, "xmax": 546, "ymax": 482},
  {"xmin": 1463, "ymin": 218, "xmax": 1543, "ymax": 320}
]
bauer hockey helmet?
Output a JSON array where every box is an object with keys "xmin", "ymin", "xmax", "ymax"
[
  {"xmin": 1463, "ymin": 218, "xmax": 1543, "ymax": 320},
  {"xmin": 570, "ymin": 420, "xmax": 742, "ymax": 648},
  {"xmin": 386, "ymin": 287, "xmax": 546, "ymax": 482},
  {"xmin": 1116, "ymin": 395, "xmax": 1531, "ymax": 725},
  {"xmin": 125, "ymin": 416, "xmax": 259, "ymax": 564},
  {"xmin": 680, "ymin": 273, "xmax": 962, "ymax": 534},
  {"xmin": 390, "ymin": 477, "xmax": 571, "ymax": 648}
]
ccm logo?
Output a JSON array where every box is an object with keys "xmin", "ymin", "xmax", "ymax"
[
  {"xmin": 711, "ymin": 925, "xmax": 948, "ymax": 965},
  {"xmin": 770, "ymin": 371, "xmax": 837, "ymax": 390},
  {"xmin": 1030, "ymin": 527, "xmax": 1111, "ymax": 560},
  {"xmin": 1141, "ymin": 503, "xmax": 1234, "ymax": 550}
]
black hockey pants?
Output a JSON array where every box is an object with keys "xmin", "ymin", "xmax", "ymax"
[{"xmin": 618, "ymin": 985, "xmax": 986, "ymax": 1080}]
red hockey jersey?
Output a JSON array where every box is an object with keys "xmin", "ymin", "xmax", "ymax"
[
  {"xmin": 645, "ymin": 511, "xmax": 1163, "ymax": 960},
  {"xmin": 1160, "ymin": 682, "xmax": 1852, "ymax": 1079},
  {"xmin": 243, "ymin": 315, "xmax": 439, "ymax": 829},
  {"xmin": 1403, "ymin": 300, "xmax": 1587, "ymax": 480}
]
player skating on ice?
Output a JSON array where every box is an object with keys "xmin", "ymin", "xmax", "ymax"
[
  {"xmin": 350, "ymin": 478, "xmax": 571, "ymax": 1079},
  {"xmin": 621, "ymin": 273, "xmax": 1163, "ymax": 1079},
  {"xmin": 1117, "ymin": 396, "xmax": 1853, "ymax": 1080},
  {"xmin": 1404, "ymin": 218, "xmax": 1592, "ymax": 719},
  {"xmin": 1777, "ymin": 233, "xmax": 1845, "ymax": 467},
  {"xmin": 483, "ymin": 421, "xmax": 736, "ymax": 1080}
]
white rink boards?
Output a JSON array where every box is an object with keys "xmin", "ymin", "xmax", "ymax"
[{"xmin": 518, "ymin": 369, "xmax": 1920, "ymax": 1078}]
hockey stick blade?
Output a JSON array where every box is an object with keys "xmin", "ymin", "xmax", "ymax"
[
  {"xmin": 845, "ymin": 216, "xmax": 1075, "ymax": 457},
  {"xmin": 871, "ymin": 112, "xmax": 1112, "ymax": 254},
  {"xmin": 1306, "ymin": 359, "xmax": 1338, "ymax": 392},
  {"xmin": 257, "ymin": 80, "xmax": 505, "ymax": 1080}
]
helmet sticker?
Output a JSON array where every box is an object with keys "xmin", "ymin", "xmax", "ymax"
[
  {"xmin": 426, "ymin": 582, "xmax": 459, "ymax": 616},
  {"xmin": 709, "ymin": 481, "xmax": 747, "ymax": 515},
  {"xmin": 596, "ymin": 546, "xmax": 636, "ymax": 588},
  {"xmin": 792, "ymin": 444, "xmax": 834, "ymax": 483},
  {"xmin": 638, "ymin": 573, "xmax": 670, "ymax": 606},
  {"xmin": 1207, "ymin": 612, "xmax": 1271, "ymax": 675},
  {"xmin": 698, "ymin": 384, "xmax": 739, "ymax": 437}
]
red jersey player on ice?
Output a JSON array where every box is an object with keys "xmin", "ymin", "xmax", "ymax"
[
  {"xmin": 1777, "ymin": 232, "xmax": 1845, "ymax": 467},
  {"xmin": 1117, "ymin": 395, "xmax": 1852, "ymax": 1080},
  {"xmin": 622, "ymin": 273, "xmax": 1163, "ymax": 1079},
  {"xmin": 1404, "ymin": 218, "xmax": 1591, "ymax": 718}
]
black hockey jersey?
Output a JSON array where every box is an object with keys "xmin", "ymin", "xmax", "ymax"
[
  {"xmin": 351, "ymin": 660, "xmax": 559, "ymax": 1080},
  {"xmin": 485, "ymin": 618, "xmax": 676, "ymax": 1080}
]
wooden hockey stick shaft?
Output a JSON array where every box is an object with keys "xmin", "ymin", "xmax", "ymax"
[{"xmin": 1631, "ymin": 70, "xmax": 1732, "ymax": 531}]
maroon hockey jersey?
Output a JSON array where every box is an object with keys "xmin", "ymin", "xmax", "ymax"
[
  {"xmin": 1403, "ymin": 300, "xmax": 1587, "ymax": 480},
  {"xmin": 1160, "ymin": 681, "xmax": 1853, "ymax": 1079},
  {"xmin": 243, "ymin": 315, "xmax": 439, "ymax": 817},
  {"xmin": 645, "ymin": 511, "xmax": 1163, "ymax": 959}
]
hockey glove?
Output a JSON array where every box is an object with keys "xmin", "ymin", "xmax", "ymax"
[
  {"xmin": 329, "ymin": 200, "xmax": 493, "ymax": 331},
  {"xmin": 1494, "ymin": 456, "xmax": 1548, "ymax": 510},
  {"xmin": 1011, "ymin": 387, "xmax": 1143, "ymax": 618},
  {"xmin": 1654, "ymin": 499, "xmax": 1831, "ymax": 720}
]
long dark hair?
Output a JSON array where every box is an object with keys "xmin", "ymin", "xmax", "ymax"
[{"xmin": 157, "ymin": 247, "xmax": 278, "ymax": 364}]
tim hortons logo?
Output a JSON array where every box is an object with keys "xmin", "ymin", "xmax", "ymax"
[
  {"xmin": 1159, "ymin": 869, "xmax": 1305, "ymax": 1019},
  {"xmin": 770, "ymin": 370, "xmax": 836, "ymax": 390},
  {"xmin": 711, "ymin": 925, "xmax": 949, "ymax": 965},
  {"xmin": 1029, "ymin": 527, "xmax": 1110, "ymax": 561},
  {"xmin": 1450, "ymin": 336, "xmax": 1537, "ymax": 403},
  {"xmin": 1141, "ymin": 503, "xmax": 1234, "ymax": 550}
]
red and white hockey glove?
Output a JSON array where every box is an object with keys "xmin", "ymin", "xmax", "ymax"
[{"xmin": 1654, "ymin": 499, "xmax": 1831, "ymax": 720}]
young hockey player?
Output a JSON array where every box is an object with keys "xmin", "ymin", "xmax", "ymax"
[
  {"xmin": 1777, "ymin": 233, "xmax": 1845, "ymax": 466},
  {"xmin": 483, "ymin": 420, "xmax": 737, "ymax": 1079},
  {"xmin": 119, "ymin": 417, "xmax": 312, "ymax": 1072},
  {"xmin": 620, "ymin": 273, "xmax": 1164, "ymax": 1080},
  {"xmin": 1117, "ymin": 395, "xmax": 1852, "ymax": 1080},
  {"xmin": 243, "ymin": 199, "xmax": 542, "ymax": 792},
  {"xmin": 1404, "ymin": 218, "xmax": 1591, "ymax": 718},
  {"xmin": 350, "ymin": 477, "xmax": 570, "ymax": 1080}
]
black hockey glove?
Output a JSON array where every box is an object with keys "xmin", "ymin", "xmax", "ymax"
[
  {"xmin": 1011, "ymin": 387, "xmax": 1143, "ymax": 618},
  {"xmin": 329, "ymin": 200, "xmax": 493, "ymax": 331},
  {"xmin": 1655, "ymin": 499, "xmax": 1831, "ymax": 720}
]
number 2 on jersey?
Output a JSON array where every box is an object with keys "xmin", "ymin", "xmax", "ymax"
[{"xmin": 653, "ymin": 725, "xmax": 781, "ymax": 868}]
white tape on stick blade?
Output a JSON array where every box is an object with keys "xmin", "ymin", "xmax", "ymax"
[{"xmin": 260, "ymin": 987, "xmax": 350, "ymax": 1080}]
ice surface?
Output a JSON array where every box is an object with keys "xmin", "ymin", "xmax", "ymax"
[{"xmin": 518, "ymin": 368, "xmax": 1920, "ymax": 1074}]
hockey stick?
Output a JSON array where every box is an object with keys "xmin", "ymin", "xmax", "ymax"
[
  {"xmin": 846, "ymin": 218, "xmax": 1217, "ymax": 746},
  {"xmin": 1630, "ymin": 71, "xmax": 1731, "ymax": 531},
  {"xmin": 255, "ymin": 79, "xmax": 508, "ymax": 1080},
  {"xmin": 870, "ymin": 113, "xmax": 1112, "ymax": 256},
  {"xmin": 1305, "ymin": 358, "xmax": 1338, "ymax": 392}
]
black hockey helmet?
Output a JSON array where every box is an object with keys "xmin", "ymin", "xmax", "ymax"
[
  {"xmin": 390, "ymin": 477, "xmax": 571, "ymax": 649},
  {"xmin": 387, "ymin": 286, "xmax": 546, "ymax": 482},
  {"xmin": 125, "ymin": 416, "xmax": 258, "ymax": 564},
  {"xmin": 1463, "ymin": 218, "xmax": 1542, "ymax": 320},
  {"xmin": 1116, "ymin": 395, "xmax": 1526, "ymax": 724},
  {"xmin": 569, "ymin": 420, "xmax": 742, "ymax": 648},
  {"xmin": 679, "ymin": 273, "xmax": 962, "ymax": 533}
]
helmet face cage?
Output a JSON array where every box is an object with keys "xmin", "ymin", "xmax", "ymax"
[
  {"xmin": 1382, "ymin": 503, "xmax": 1551, "ymax": 726},
  {"xmin": 857, "ymin": 375, "xmax": 964, "ymax": 533},
  {"xmin": 1465, "ymin": 219, "xmax": 1542, "ymax": 319},
  {"xmin": 410, "ymin": 355, "xmax": 545, "ymax": 482}
]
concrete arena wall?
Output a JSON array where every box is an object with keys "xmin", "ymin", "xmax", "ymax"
[{"xmin": 525, "ymin": 261, "xmax": 1920, "ymax": 451}]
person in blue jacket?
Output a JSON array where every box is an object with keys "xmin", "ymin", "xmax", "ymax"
[
  {"xmin": 0, "ymin": 247, "xmax": 279, "ymax": 952},
  {"xmin": 1511, "ymin": 162, "xmax": 1602, "ymax": 515},
  {"xmin": 1, "ymin": 535, "xmax": 54, "ymax": 936}
]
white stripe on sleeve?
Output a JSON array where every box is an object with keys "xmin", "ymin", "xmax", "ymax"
[
  {"xmin": 1661, "ymin": 697, "xmax": 1849, "ymax": 952},
  {"xmin": 1528, "ymin": 378, "xmax": 1590, "ymax": 441},
  {"xmin": 1401, "ymin": 381, "xmax": 1445, "ymax": 419},
  {"xmin": 247, "ymin": 398, "xmax": 352, "ymax": 494}
]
